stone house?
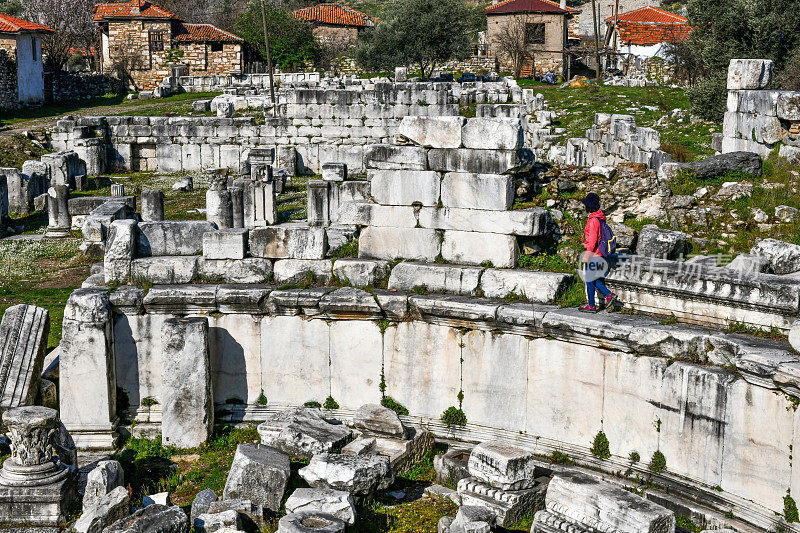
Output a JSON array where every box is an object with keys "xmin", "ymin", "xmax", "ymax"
[
  {"xmin": 94, "ymin": 0, "xmax": 245, "ymax": 91},
  {"xmin": 0, "ymin": 14, "xmax": 53, "ymax": 109},
  {"xmin": 604, "ymin": 6, "xmax": 690, "ymax": 72},
  {"xmin": 485, "ymin": 0, "xmax": 574, "ymax": 77},
  {"xmin": 292, "ymin": 3, "xmax": 376, "ymax": 44}
]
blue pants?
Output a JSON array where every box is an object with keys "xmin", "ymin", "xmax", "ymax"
[{"xmin": 585, "ymin": 278, "xmax": 611, "ymax": 308}]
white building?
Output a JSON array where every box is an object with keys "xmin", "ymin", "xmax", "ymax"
[
  {"xmin": 604, "ymin": 6, "xmax": 690, "ymax": 72},
  {"xmin": 0, "ymin": 13, "xmax": 53, "ymax": 107}
]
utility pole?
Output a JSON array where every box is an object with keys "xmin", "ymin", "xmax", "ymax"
[
  {"xmin": 260, "ymin": 0, "xmax": 278, "ymax": 117},
  {"xmin": 591, "ymin": 0, "xmax": 601, "ymax": 80}
]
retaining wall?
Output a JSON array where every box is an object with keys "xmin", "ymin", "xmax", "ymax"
[{"xmin": 61, "ymin": 283, "xmax": 800, "ymax": 530}]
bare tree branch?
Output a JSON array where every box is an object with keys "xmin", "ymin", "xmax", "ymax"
[{"xmin": 21, "ymin": 0, "xmax": 96, "ymax": 72}]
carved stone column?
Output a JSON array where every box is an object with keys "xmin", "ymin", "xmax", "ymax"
[{"xmin": 0, "ymin": 406, "xmax": 77, "ymax": 526}]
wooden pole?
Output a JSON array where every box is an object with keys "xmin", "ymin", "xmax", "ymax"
[
  {"xmin": 260, "ymin": 0, "xmax": 278, "ymax": 117},
  {"xmin": 591, "ymin": 0, "xmax": 601, "ymax": 80}
]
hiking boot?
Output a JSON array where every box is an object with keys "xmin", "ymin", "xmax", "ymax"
[
  {"xmin": 578, "ymin": 304, "xmax": 598, "ymax": 313},
  {"xmin": 604, "ymin": 293, "xmax": 617, "ymax": 308}
]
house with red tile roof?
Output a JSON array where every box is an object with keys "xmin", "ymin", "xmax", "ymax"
[
  {"xmin": 604, "ymin": 6, "xmax": 690, "ymax": 70},
  {"xmin": 292, "ymin": 3, "xmax": 376, "ymax": 43},
  {"xmin": 485, "ymin": 0, "xmax": 575, "ymax": 77},
  {"xmin": 0, "ymin": 13, "xmax": 53, "ymax": 107},
  {"xmin": 94, "ymin": 0, "xmax": 245, "ymax": 90}
]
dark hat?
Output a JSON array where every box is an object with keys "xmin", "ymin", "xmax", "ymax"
[{"xmin": 581, "ymin": 193, "xmax": 601, "ymax": 212}]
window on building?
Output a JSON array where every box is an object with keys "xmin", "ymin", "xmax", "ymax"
[
  {"xmin": 210, "ymin": 43, "xmax": 223, "ymax": 53},
  {"xmin": 31, "ymin": 38, "xmax": 37, "ymax": 61},
  {"xmin": 524, "ymin": 23, "xmax": 546, "ymax": 45},
  {"xmin": 149, "ymin": 31, "xmax": 165, "ymax": 52}
]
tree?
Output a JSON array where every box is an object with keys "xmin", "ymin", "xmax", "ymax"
[
  {"xmin": 236, "ymin": 0, "xmax": 316, "ymax": 71},
  {"xmin": 494, "ymin": 15, "xmax": 533, "ymax": 78},
  {"xmin": 21, "ymin": 0, "xmax": 96, "ymax": 72},
  {"xmin": 683, "ymin": 0, "xmax": 800, "ymax": 120},
  {"xmin": 353, "ymin": 0, "xmax": 485, "ymax": 79}
]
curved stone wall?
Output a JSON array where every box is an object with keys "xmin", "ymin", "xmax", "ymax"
[{"xmin": 106, "ymin": 299, "xmax": 798, "ymax": 527}]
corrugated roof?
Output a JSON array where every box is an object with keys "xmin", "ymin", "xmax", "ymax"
[
  {"xmin": 486, "ymin": 0, "xmax": 569, "ymax": 15},
  {"xmin": 94, "ymin": 0, "xmax": 176, "ymax": 21},
  {"xmin": 292, "ymin": 3, "xmax": 375, "ymax": 28},
  {"xmin": 605, "ymin": 5, "xmax": 686, "ymax": 24},
  {"xmin": 172, "ymin": 23, "xmax": 244, "ymax": 43},
  {"xmin": 0, "ymin": 13, "xmax": 54, "ymax": 34}
]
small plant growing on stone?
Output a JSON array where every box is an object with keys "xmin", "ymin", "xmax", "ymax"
[
  {"xmin": 649, "ymin": 450, "xmax": 667, "ymax": 473},
  {"xmin": 324, "ymin": 396, "xmax": 339, "ymax": 410},
  {"xmin": 550, "ymin": 450, "xmax": 571, "ymax": 465},
  {"xmin": 304, "ymin": 401, "xmax": 322, "ymax": 408},
  {"xmin": 629, "ymin": 451, "xmax": 640, "ymax": 463},
  {"xmin": 591, "ymin": 431, "xmax": 611, "ymax": 460},
  {"xmin": 381, "ymin": 397, "xmax": 409, "ymax": 416},
  {"xmin": 141, "ymin": 397, "xmax": 158, "ymax": 408},
  {"xmin": 785, "ymin": 494, "xmax": 799, "ymax": 523},
  {"xmin": 441, "ymin": 406, "xmax": 467, "ymax": 428},
  {"xmin": 257, "ymin": 391, "xmax": 268, "ymax": 405}
]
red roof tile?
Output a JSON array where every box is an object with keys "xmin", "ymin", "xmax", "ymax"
[
  {"xmin": 0, "ymin": 13, "xmax": 54, "ymax": 33},
  {"xmin": 538, "ymin": 0, "xmax": 581, "ymax": 15},
  {"xmin": 172, "ymin": 22, "xmax": 244, "ymax": 43},
  {"xmin": 486, "ymin": 0, "xmax": 569, "ymax": 15},
  {"xmin": 606, "ymin": 6, "xmax": 689, "ymax": 46},
  {"xmin": 605, "ymin": 5, "xmax": 686, "ymax": 24},
  {"xmin": 292, "ymin": 3, "xmax": 375, "ymax": 28},
  {"xmin": 94, "ymin": 0, "xmax": 176, "ymax": 21}
]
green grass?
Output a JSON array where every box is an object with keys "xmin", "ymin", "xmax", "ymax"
[
  {"xmin": 537, "ymin": 84, "xmax": 717, "ymax": 162},
  {"xmin": 0, "ymin": 134, "xmax": 50, "ymax": 168}
]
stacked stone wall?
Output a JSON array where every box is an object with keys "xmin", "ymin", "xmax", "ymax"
[
  {"xmin": 51, "ymin": 72, "xmax": 124, "ymax": 103},
  {"xmin": 565, "ymin": 113, "xmax": 672, "ymax": 171},
  {"xmin": 0, "ymin": 49, "xmax": 18, "ymax": 110},
  {"xmin": 721, "ymin": 59, "xmax": 800, "ymax": 164}
]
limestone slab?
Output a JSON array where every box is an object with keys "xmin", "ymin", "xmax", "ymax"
[
  {"xmin": 137, "ymin": 221, "xmax": 217, "ymax": 257},
  {"xmin": 398, "ymin": 116, "xmax": 465, "ymax": 148},
  {"xmin": 369, "ymin": 169, "xmax": 441, "ymax": 207},
  {"xmin": 440, "ymin": 172, "xmax": 513, "ymax": 211},
  {"xmin": 299, "ymin": 453, "xmax": 394, "ymax": 495},
  {"xmin": 358, "ymin": 227, "xmax": 441, "ymax": 261},
  {"xmin": 441, "ymin": 231, "xmax": 518, "ymax": 268},
  {"xmin": 223, "ymin": 444, "xmax": 291, "ymax": 513},
  {"xmin": 285, "ymin": 488, "xmax": 356, "ymax": 525},
  {"xmin": 257, "ymin": 407, "xmax": 352, "ymax": 459},
  {"xmin": 480, "ymin": 269, "xmax": 571, "ymax": 303},
  {"xmin": 203, "ymin": 229, "xmax": 248, "ymax": 260},
  {"xmin": 0, "ymin": 304, "xmax": 50, "ymax": 411},
  {"xmin": 388, "ymin": 262, "xmax": 482, "ymax": 296},
  {"xmin": 250, "ymin": 224, "xmax": 328, "ymax": 260}
]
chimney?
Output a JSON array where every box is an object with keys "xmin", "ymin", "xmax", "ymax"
[
  {"xmin": 560, "ymin": 0, "xmax": 566, "ymax": 8},
  {"xmin": 131, "ymin": 0, "xmax": 142, "ymax": 15}
]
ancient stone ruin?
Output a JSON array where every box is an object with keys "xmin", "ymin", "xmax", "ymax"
[{"xmin": 2, "ymin": 59, "xmax": 800, "ymax": 533}]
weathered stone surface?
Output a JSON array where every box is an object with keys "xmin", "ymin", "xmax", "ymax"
[
  {"xmin": 777, "ymin": 92, "xmax": 800, "ymax": 121},
  {"xmin": 398, "ymin": 116, "xmax": 465, "ymax": 149},
  {"xmin": 388, "ymin": 262, "xmax": 482, "ymax": 296},
  {"xmin": 250, "ymin": 224, "xmax": 328, "ymax": 260},
  {"xmin": 427, "ymin": 148, "xmax": 523, "ymax": 175},
  {"xmin": 440, "ymin": 173, "xmax": 513, "ymax": 211},
  {"xmin": 364, "ymin": 144, "xmax": 428, "ymax": 171},
  {"xmin": 636, "ymin": 226, "xmax": 690, "ymax": 259},
  {"xmin": 751, "ymin": 238, "xmax": 800, "ymax": 275},
  {"xmin": 83, "ymin": 460, "xmax": 125, "ymax": 511},
  {"xmin": 434, "ymin": 448, "xmax": 472, "ymax": 486},
  {"xmin": 544, "ymin": 471, "xmax": 674, "ymax": 533},
  {"xmin": 190, "ymin": 488, "xmax": 218, "ymax": 524},
  {"xmin": 449, "ymin": 505, "xmax": 494, "ymax": 533},
  {"xmin": 299, "ymin": 453, "xmax": 394, "ymax": 495},
  {"xmin": 197, "ymin": 258, "xmax": 272, "ymax": 284},
  {"xmin": 679, "ymin": 151, "xmax": 762, "ymax": 178},
  {"xmin": 173, "ymin": 176, "xmax": 194, "ymax": 192},
  {"xmin": 194, "ymin": 510, "xmax": 241, "ymax": 533},
  {"xmin": 480, "ymin": 269, "xmax": 571, "ymax": 303},
  {"xmin": 353, "ymin": 404, "xmax": 406, "ymax": 439},
  {"xmin": 277, "ymin": 512, "xmax": 346, "ymax": 533},
  {"xmin": 726, "ymin": 253, "xmax": 772, "ymax": 275},
  {"xmin": 60, "ymin": 290, "xmax": 116, "ymax": 448},
  {"xmin": 104, "ymin": 504, "xmax": 189, "ymax": 533},
  {"xmin": 319, "ymin": 287, "xmax": 382, "ymax": 318},
  {"xmin": 331, "ymin": 258, "xmax": 390, "ymax": 287},
  {"xmin": 359, "ymin": 227, "xmax": 441, "ymax": 261},
  {"xmin": 141, "ymin": 190, "xmax": 165, "ymax": 222},
  {"xmin": 369, "ymin": 169, "xmax": 441, "ymax": 207},
  {"xmin": 137, "ymin": 221, "xmax": 217, "ymax": 257},
  {"xmin": 257, "ymin": 407, "xmax": 351, "ymax": 459},
  {"xmin": 727, "ymin": 58, "xmax": 773, "ymax": 90},
  {"xmin": 203, "ymin": 229, "xmax": 248, "ymax": 260},
  {"xmin": 441, "ymin": 231, "xmax": 518, "ymax": 268},
  {"xmin": 274, "ymin": 259, "xmax": 333, "ymax": 284},
  {"xmin": 462, "ymin": 118, "xmax": 522, "ymax": 150},
  {"xmin": 223, "ymin": 444, "xmax": 291, "ymax": 513},
  {"xmin": 285, "ymin": 488, "xmax": 356, "ymax": 525},
  {"xmin": 143, "ymin": 492, "xmax": 172, "ymax": 507},
  {"xmin": 322, "ymin": 162, "xmax": 347, "ymax": 182},
  {"xmin": 458, "ymin": 477, "xmax": 541, "ymax": 527},
  {"xmin": 467, "ymin": 441, "xmax": 536, "ymax": 490},
  {"xmin": 40, "ymin": 378, "xmax": 57, "ymax": 409},
  {"xmin": 0, "ymin": 304, "xmax": 49, "ymax": 411},
  {"xmin": 131, "ymin": 256, "xmax": 198, "ymax": 284},
  {"xmin": 73, "ymin": 485, "xmax": 129, "ymax": 533},
  {"xmin": 105, "ymin": 220, "xmax": 137, "ymax": 284},
  {"xmin": 161, "ymin": 317, "xmax": 213, "ymax": 448}
]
